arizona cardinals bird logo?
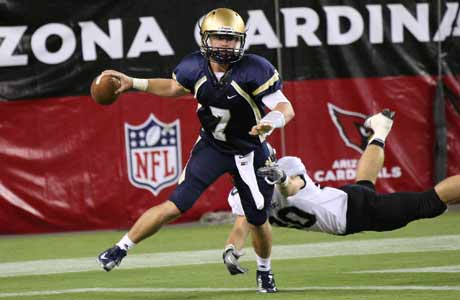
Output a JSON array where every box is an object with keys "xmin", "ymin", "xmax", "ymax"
[{"xmin": 327, "ymin": 103, "xmax": 372, "ymax": 153}]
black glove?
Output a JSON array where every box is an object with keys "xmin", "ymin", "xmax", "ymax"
[
  {"xmin": 257, "ymin": 165, "xmax": 287, "ymax": 185},
  {"xmin": 222, "ymin": 245, "xmax": 248, "ymax": 275}
]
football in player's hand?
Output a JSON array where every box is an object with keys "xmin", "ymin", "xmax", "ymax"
[{"xmin": 90, "ymin": 74, "xmax": 121, "ymax": 105}]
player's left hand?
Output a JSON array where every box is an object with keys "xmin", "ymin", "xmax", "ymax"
[
  {"xmin": 249, "ymin": 123, "xmax": 274, "ymax": 137},
  {"xmin": 257, "ymin": 165, "xmax": 287, "ymax": 185}
]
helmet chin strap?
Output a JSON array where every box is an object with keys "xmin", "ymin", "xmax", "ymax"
[{"xmin": 200, "ymin": 32, "xmax": 246, "ymax": 64}]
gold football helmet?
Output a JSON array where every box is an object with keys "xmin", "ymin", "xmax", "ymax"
[{"xmin": 200, "ymin": 8, "xmax": 246, "ymax": 64}]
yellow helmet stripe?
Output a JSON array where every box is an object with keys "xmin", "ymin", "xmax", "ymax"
[
  {"xmin": 200, "ymin": 8, "xmax": 246, "ymax": 34},
  {"xmin": 252, "ymin": 70, "xmax": 280, "ymax": 97}
]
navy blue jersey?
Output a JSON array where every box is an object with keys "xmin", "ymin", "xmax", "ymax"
[{"xmin": 173, "ymin": 51, "xmax": 282, "ymax": 154}]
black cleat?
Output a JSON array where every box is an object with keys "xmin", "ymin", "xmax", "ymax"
[
  {"xmin": 256, "ymin": 270, "xmax": 278, "ymax": 293},
  {"xmin": 97, "ymin": 245, "xmax": 127, "ymax": 271}
]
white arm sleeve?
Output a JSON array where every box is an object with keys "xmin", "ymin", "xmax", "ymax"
[{"xmin": 261, "ymin": 90, "xmax": 290, "ymax": 110}]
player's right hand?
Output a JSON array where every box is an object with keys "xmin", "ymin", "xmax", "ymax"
[
  {"xmin": 249, "ymin": 123, "xmax": 274, "ymax": 137},
  {"xmin": 101, "ymin": 70, "xmax": 133, "ymax": 94},
  {"xmin": 257, "ymin": 165, "xmax": 287, "ymax": 185}
]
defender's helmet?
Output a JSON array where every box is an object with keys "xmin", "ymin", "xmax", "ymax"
[
  {"xmin": 277, "ymin": 156, "xmax": 307, "ymax": 177},
  {"xmin": 200, "ymin": 8, "xmax": 246, "ymax": 64}
]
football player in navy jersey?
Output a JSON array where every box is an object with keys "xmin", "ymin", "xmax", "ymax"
[
  {"xmin": 97, "ymin": 8, "xmax": 294, "ymax": 293},
  {"xmin": 223, "ymin": 110, "xmax": 460, "ymax": 275}
]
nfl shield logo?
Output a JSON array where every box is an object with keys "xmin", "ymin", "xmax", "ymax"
[{"xmin": 125, "ymin": 114, "xmax": 182, "ymax": 196}]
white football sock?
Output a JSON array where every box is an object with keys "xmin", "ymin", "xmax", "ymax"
[
  {"xmin": 116, "ymin": 233, "xmax": 136, "ymax": 251},
  {"xmin": 256, "ymin": 255, "xmax": 271, "ymax": 271}
]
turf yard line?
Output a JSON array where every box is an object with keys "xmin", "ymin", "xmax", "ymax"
[
  {"xmin": 1, "ymin": 234, "xmax": 459, "ymax": 278},
  {"xmin": 350, "ymin": 265, "xmax": 460, "ymax": 273},
  {"xmin": 1, "ymin": 286, "xmax": 460, "ymax": 297}
]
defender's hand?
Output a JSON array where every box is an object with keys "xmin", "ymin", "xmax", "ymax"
[
  {"xmin": 223, "ymin": 247, "xmax": 248, "ymax": 275},
  {"xmin": 101, "ymin": 70, "xmax": 133, "ymax": 94},
  {"xmin": 257, "ymin": 165, "xmax": 287, "ymax": 185}
]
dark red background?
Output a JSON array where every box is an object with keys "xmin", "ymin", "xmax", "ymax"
[{"xmin": 1, "ymin": 75, "xmax": 459, "ymax": 234}]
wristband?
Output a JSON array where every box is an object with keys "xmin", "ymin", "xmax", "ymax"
[
  {"xmin": 132, "ymin": 78, "xmax": 149, "ymax": 91},
  {"xmin": 224, "ymin": 244, "xmax": 236, "ymax": 253},
  {"xmin": 279, "ymin": 173, "xmax": 289, "ymax": 187},
  {"xmin": 260, "ymin": 111, "xmax": 285, "ymax": 128}
]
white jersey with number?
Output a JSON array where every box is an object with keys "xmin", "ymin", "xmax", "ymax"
[{"xmin": 227, "ymin": 172, "xmax": 349, "ymax": 235}]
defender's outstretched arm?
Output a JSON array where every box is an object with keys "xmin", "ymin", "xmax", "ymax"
[{"xmin": 356, "ymin": 109, "xmax": 395, "ymax": 184}]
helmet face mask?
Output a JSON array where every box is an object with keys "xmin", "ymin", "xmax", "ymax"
[
  {"xmin": 201, "ymin": 31, "xmax": 245, "ymax": 64},
  {"xmin": 200, "ymin": 8, "xmax": 246, "ymax": 65}
]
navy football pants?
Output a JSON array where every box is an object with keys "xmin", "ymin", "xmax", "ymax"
[{"xmin": 170, "ymin": 138, "xmax": 273, "ymax": 226}]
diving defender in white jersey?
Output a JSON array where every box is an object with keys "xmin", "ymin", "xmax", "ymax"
[{"xmin": 223, "ymin": 109, "xmax": 460, "ymax": 275}]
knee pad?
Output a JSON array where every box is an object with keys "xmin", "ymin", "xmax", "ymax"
[{"xmin": 246, "ymin": 210, "xmax": 268, "ymax": 226}]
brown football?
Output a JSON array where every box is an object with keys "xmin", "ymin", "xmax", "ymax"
[{"xmin": 90, "ymin": 74, "xmax": 121, "ymax": 105}]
